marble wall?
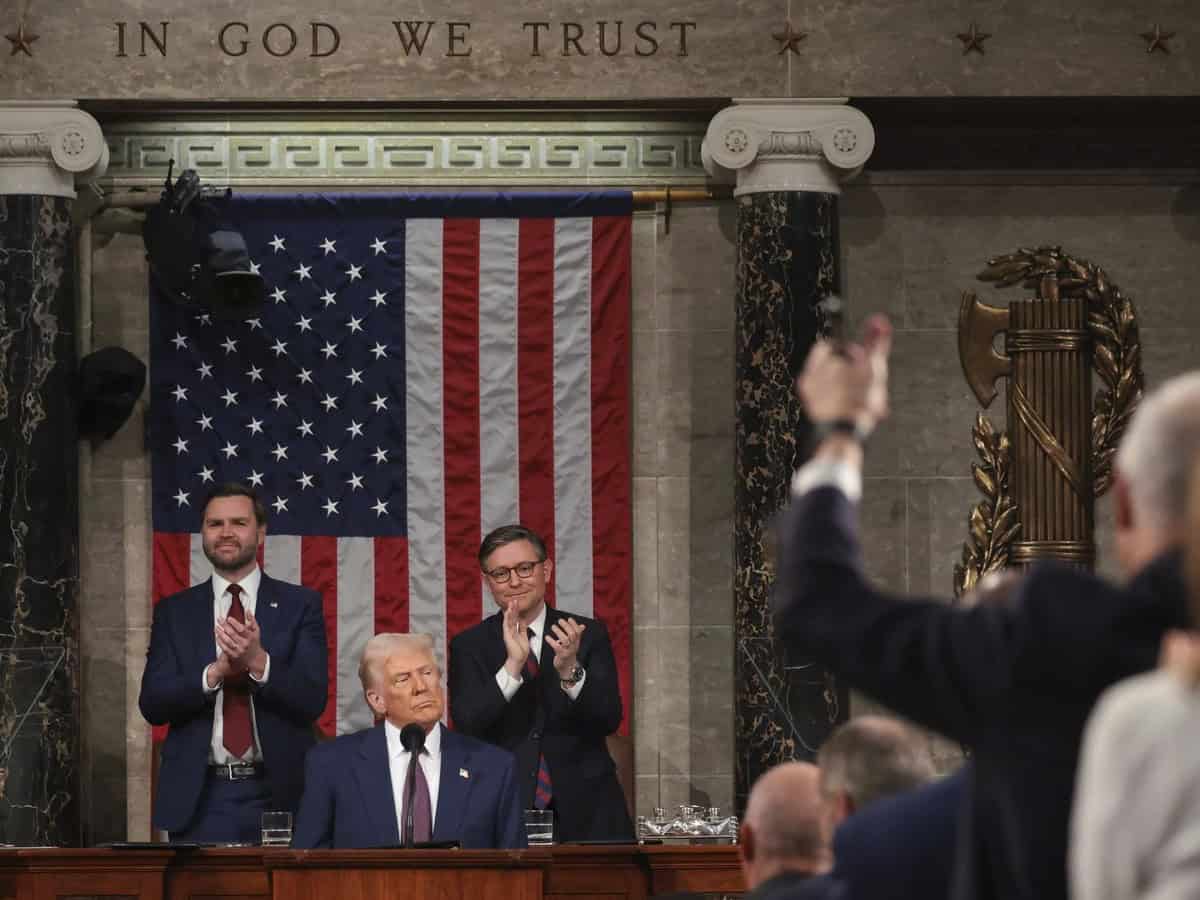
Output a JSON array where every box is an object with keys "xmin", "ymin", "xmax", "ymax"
[{"xmin": 77, "ymin": 168, "xmax": 1200, "ymax": 839}]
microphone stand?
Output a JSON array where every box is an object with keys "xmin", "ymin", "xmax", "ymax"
[{"xmin": 400, "ymin": 723, "xmax": 425, "ymax": 848}]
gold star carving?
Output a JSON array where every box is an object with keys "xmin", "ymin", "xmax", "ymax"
[
  {"xmin": 1140, "ymin": 24, "xmax": 1175, "ymax": 55},
  {"xmin": 771, "ymin": 21, "xmax": 807, "ymax": 55},
  {"xmin": 956, "ymin": 23, "xmax": 991, "ymax": 55},
  {"xmin": 4, "ymin": 22, "xmax": 39, "ymax": 56}
]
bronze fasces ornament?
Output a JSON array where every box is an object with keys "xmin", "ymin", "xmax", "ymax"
[{"xmin": 953, "ymin": 247, "xmax": 1144, "ymax": 598}]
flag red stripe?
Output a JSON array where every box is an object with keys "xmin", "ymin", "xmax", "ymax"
[
  {"xmin": 374, "ymin": 536, "xmax": 410, "ymax": 635},
  {"xmin": 517, "ymin": 219, "xmax": 557, "ymax": 606},
  {"xmin": 442, "ymin": 219, "xmax": 484, "ymax": 646},
  {"xmin": 589, "ymin": 216, "xmax": 634, "ymax": 734},
  {"xmin": 152, "ymin": 532, "xmax": 191, "ymax": 605},
  {"xmin": 303, "ymin": 535, "xmax": 339, "ymax": 736}
]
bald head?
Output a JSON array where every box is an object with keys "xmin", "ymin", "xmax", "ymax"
[{"xmin": 739, "ymin": 762, "xmax": 828, "ymax": 888}]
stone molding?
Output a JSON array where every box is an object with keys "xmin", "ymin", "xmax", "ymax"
[
  {"xmin": 0, "ymin": 102, "xmax": 109, "ymax": 198},
  {"xmin": 98, "ymin": 113, "xmax": 712, "ymax": 188},
  {"xmin": 702, "ymin": 99, "xmax": 875, "ymax": 196}
]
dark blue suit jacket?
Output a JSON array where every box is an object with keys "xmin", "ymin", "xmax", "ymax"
[
  {"xmin": 772, "ymin": 486, "xmax": 1188, "ymax": 900},
  {"xmin": 139, "ymin": 574, "xmax": 328, "ymax": 833},
  {"xmin": 291, "ymin": 722, "xmax": 525, "ymax": 849}
]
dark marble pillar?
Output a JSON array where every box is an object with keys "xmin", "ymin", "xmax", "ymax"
[
  {"xmin": 703, "ymin": 100, "xmax": 876, "ymax": 811},
  {"xmin": 0, "ymin": 193, "xmax": 81, "ymax": 846},
  {"xmin": 0, "ymin": 101, "xmax": 106, "ymax": 847},
  {"xmin": 731, "ymin": 191, "xmax": 845, "ymax": 810}
]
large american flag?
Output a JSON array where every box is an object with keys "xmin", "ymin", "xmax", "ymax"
[{"xmin": 150, "ymin": 193, "xmax": 633, "ymax": 738}]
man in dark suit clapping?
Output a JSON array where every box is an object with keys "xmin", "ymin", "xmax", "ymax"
[
  {"xmin": 139, "ymin": 483, "xmax": 328, "ymax": 843},
  {"xmin": 449, "ymin": 524, "xmax": 633, "ymax": 842}
]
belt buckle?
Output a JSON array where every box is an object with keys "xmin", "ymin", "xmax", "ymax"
[{"xmin": 225, "ymin": 762, "xmax": 238, "ymax": 780}]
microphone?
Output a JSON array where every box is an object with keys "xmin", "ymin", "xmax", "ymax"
[{"xmin": 400, "ymin": 723, "xmax": 426, "ymax": 848}]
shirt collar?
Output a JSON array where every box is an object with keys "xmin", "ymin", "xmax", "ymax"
[
  {"xmin": 212, "ymin": 565, "xmax": 262, "ymax": 603},
  {"xmin": 528, "ymin": 601, "xmax": 548, "ymax": 639},
  {"xmin": 385, "ymin": 720, "xmax": 442, "ymax": 759}
]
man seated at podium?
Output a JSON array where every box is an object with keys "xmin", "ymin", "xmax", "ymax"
[{"xmin": 292, "ymin": 633, "xmax": 525, "ymax": 849}]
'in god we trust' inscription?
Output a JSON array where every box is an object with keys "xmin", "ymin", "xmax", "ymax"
[{"xmin": 113, "ymin": 19, "xmax": 698, "ymax": 59}]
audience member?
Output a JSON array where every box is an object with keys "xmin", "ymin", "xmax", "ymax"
[
  {"xmin": 773, "ymin": 317, "xmax": 1197, "ymax": 900},
  {"xmin": 815, "ymin": 714, "xmax": 935, "ymax": 846},
  {"xmin": 1071, "ymin": 451, "xmax": 1200, "ymax": 900},
  {"xmin": 739, "ymin": 762, "xmax": 829, "ymax": 899}
]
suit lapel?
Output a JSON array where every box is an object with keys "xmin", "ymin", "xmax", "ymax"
[
  {"xmin": 433, "ymin": 725, "xmax": 469, "ymax": 843},
  {"xmin": 353, "ymin": 724, "xmax": 401, "ymax": 846},
  {"xmin": 186, "ymin": 580, "xmax": 217, "ymax": 673},
  {"xmin": 253, "ymin": 573, "xmax": 281, "ymax": 656}
]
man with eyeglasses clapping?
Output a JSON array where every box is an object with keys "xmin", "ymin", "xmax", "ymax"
[{"xmin": 449, "ymin": 523, "xmax": 633, "ymax": 843}]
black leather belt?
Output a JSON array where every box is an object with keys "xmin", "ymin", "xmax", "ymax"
[{"xmin": 210, "ymin": 763, "xmax": 263, "ymax": 780}]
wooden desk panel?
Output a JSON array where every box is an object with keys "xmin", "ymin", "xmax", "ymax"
[
  {"xmin": 269, "ymin": 850, "xmax": 544, "ymax": 900},
  {"xmin": 0, "ymin": 844, "xmax": 743, "ymax": 900},
  {"xmin": 166, "ymin": 849, "xmax": 270, "ymax": 900}
]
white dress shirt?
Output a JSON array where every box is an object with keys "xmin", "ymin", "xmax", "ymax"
[
  {"xmin": 386, "ymin": 719, "xmax": 442, "ymax": 835},
  {"xmin": 201, "ymin": 566, "xmax": 271, "ymax": 764},
  {"xmin": 494, "ymin": 601, "xmax": 585, "ymax": 701},
  {"xmin": 791, "ymin": 456, "xmax": 863, "ymax": 502},
  {"xmin": 1072, "ymin": 670, "xmax": 1200, "ymax": 900}
]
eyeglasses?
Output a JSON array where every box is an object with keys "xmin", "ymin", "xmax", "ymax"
[{"xmin": 484, "ymin": 560, "xmax": 543, "ymax": 582}]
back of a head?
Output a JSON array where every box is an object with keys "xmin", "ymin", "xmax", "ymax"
[
  {"xmin": 817, "ymin": 715, "xmax": 936, "ymax": 810},
  {"xmin": 1116, "ymin": 372, "xmax": 1200, "ymax": 534},
  {"xmin": 743, "ymin": 761, "xmax": 826, "ymax": 866}
]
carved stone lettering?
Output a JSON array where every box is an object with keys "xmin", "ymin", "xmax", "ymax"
[{"xmin": 393, "ymin": 20, "xmax": 435, "ymax": 55}]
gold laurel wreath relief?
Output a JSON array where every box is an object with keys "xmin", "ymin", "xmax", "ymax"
[{"xmin": 952, "ymin": 246, "xmax": 1144, "ymax": 598}]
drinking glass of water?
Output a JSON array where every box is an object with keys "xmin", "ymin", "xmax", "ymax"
[
  {"xmin": 260, "ymin": 811, "xmax": 293, "ymax": 847},
  {"xmin": 524, "ymin": 809, "xmax": 554, "ymax": 845}
]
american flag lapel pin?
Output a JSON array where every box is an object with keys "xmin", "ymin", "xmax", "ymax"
[{"xmin": 459, "ymin": 768, "xmax": 469, "ymax": 779}]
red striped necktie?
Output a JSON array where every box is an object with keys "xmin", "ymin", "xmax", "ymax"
[
  {"xmin": 524, "ymin": 628, "xmax": 554, "ymax": 809},
  {"xmin": 222, "ymin": 583, "xmax": 253, "ymax": 758}
]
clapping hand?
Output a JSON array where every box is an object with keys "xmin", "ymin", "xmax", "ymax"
[
  {"xmin": 545, "ymin": 617, "xmax": 586, "ymax": 678},
  {"xmin": 501, "ymin": 598, "xmax": 531, "ymax": 678},
  {"xmin": 215, "ymin": 611, "xmax": 268, "ymax": 680}
]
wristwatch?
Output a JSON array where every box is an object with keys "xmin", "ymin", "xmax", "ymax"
[
  {"xmin": 560, "ymin": 664, "xmax": 585, "ymax": 688},
  {"xmin": 809, "ymin": 417, "xmax": 871, "ymax": 445}
]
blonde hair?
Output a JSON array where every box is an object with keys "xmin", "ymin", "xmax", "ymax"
[{"xmin": 358, "ymin": 633, "xmax": 438, "ymax": 693}]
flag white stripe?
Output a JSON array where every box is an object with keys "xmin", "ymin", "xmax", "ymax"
[
  {"xmin": 264, "ymin": 534, "xmax": 301, "ymax": 584},
  {"xmin": 405, "ymin": 219, "xmax": 449, "ymax": 670},
  {"xmin": 189, "ymin": 534, "xmax": 208, "ymax": 587},
  {"xmin": 477, "ymin": 217, "xmax": 521, "ymax": 618},
  {"xmin": 336, "ymin": 537, "xmax": 376, "ymax": 734},
  {"xmin": 552, "ymin": 218, "xmax": 595, "ymax": 618}
]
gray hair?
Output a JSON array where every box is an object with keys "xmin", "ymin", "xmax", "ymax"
[
  {"xmin": 817, "ymin": 715, "xmax": 935, "ymax": 809},
  {"xmin": 358, "ymin": 633, "xmax": 438, "ymax": 693},
  {"xmin": 1115, "ymin": 372, "xmax": 1200, "ymax": 532}
]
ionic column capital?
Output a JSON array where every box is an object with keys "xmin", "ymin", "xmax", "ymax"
[
  {"xmin": 0, "ymin": 101, "xmax": 108, "ymax": 198},
  {"xmin": 702, "ymin": 99, "xmax": 875, "ymax": 196}
]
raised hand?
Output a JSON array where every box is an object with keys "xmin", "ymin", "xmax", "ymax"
[{"xmin": 545, "ymin": 617, "xmax": 587, "ymax": 678}]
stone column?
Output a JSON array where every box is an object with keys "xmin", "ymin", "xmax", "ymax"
[
  {"xmin": 702, "ymin": 99, "xmax": 874, "ymax": 810},
  {"xmin": 0, "ymin": 101, "xmax": 107, "ymax": 845}
]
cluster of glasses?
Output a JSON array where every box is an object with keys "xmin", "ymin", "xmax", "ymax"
[{"xmin": 637, "ymin": 805, "xmax": 739, "ymax": 843}]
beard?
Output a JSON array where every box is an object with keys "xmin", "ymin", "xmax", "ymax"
[{"xmin": 203, "ymin": 537, "xmax": 258, "ymax": 575}]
